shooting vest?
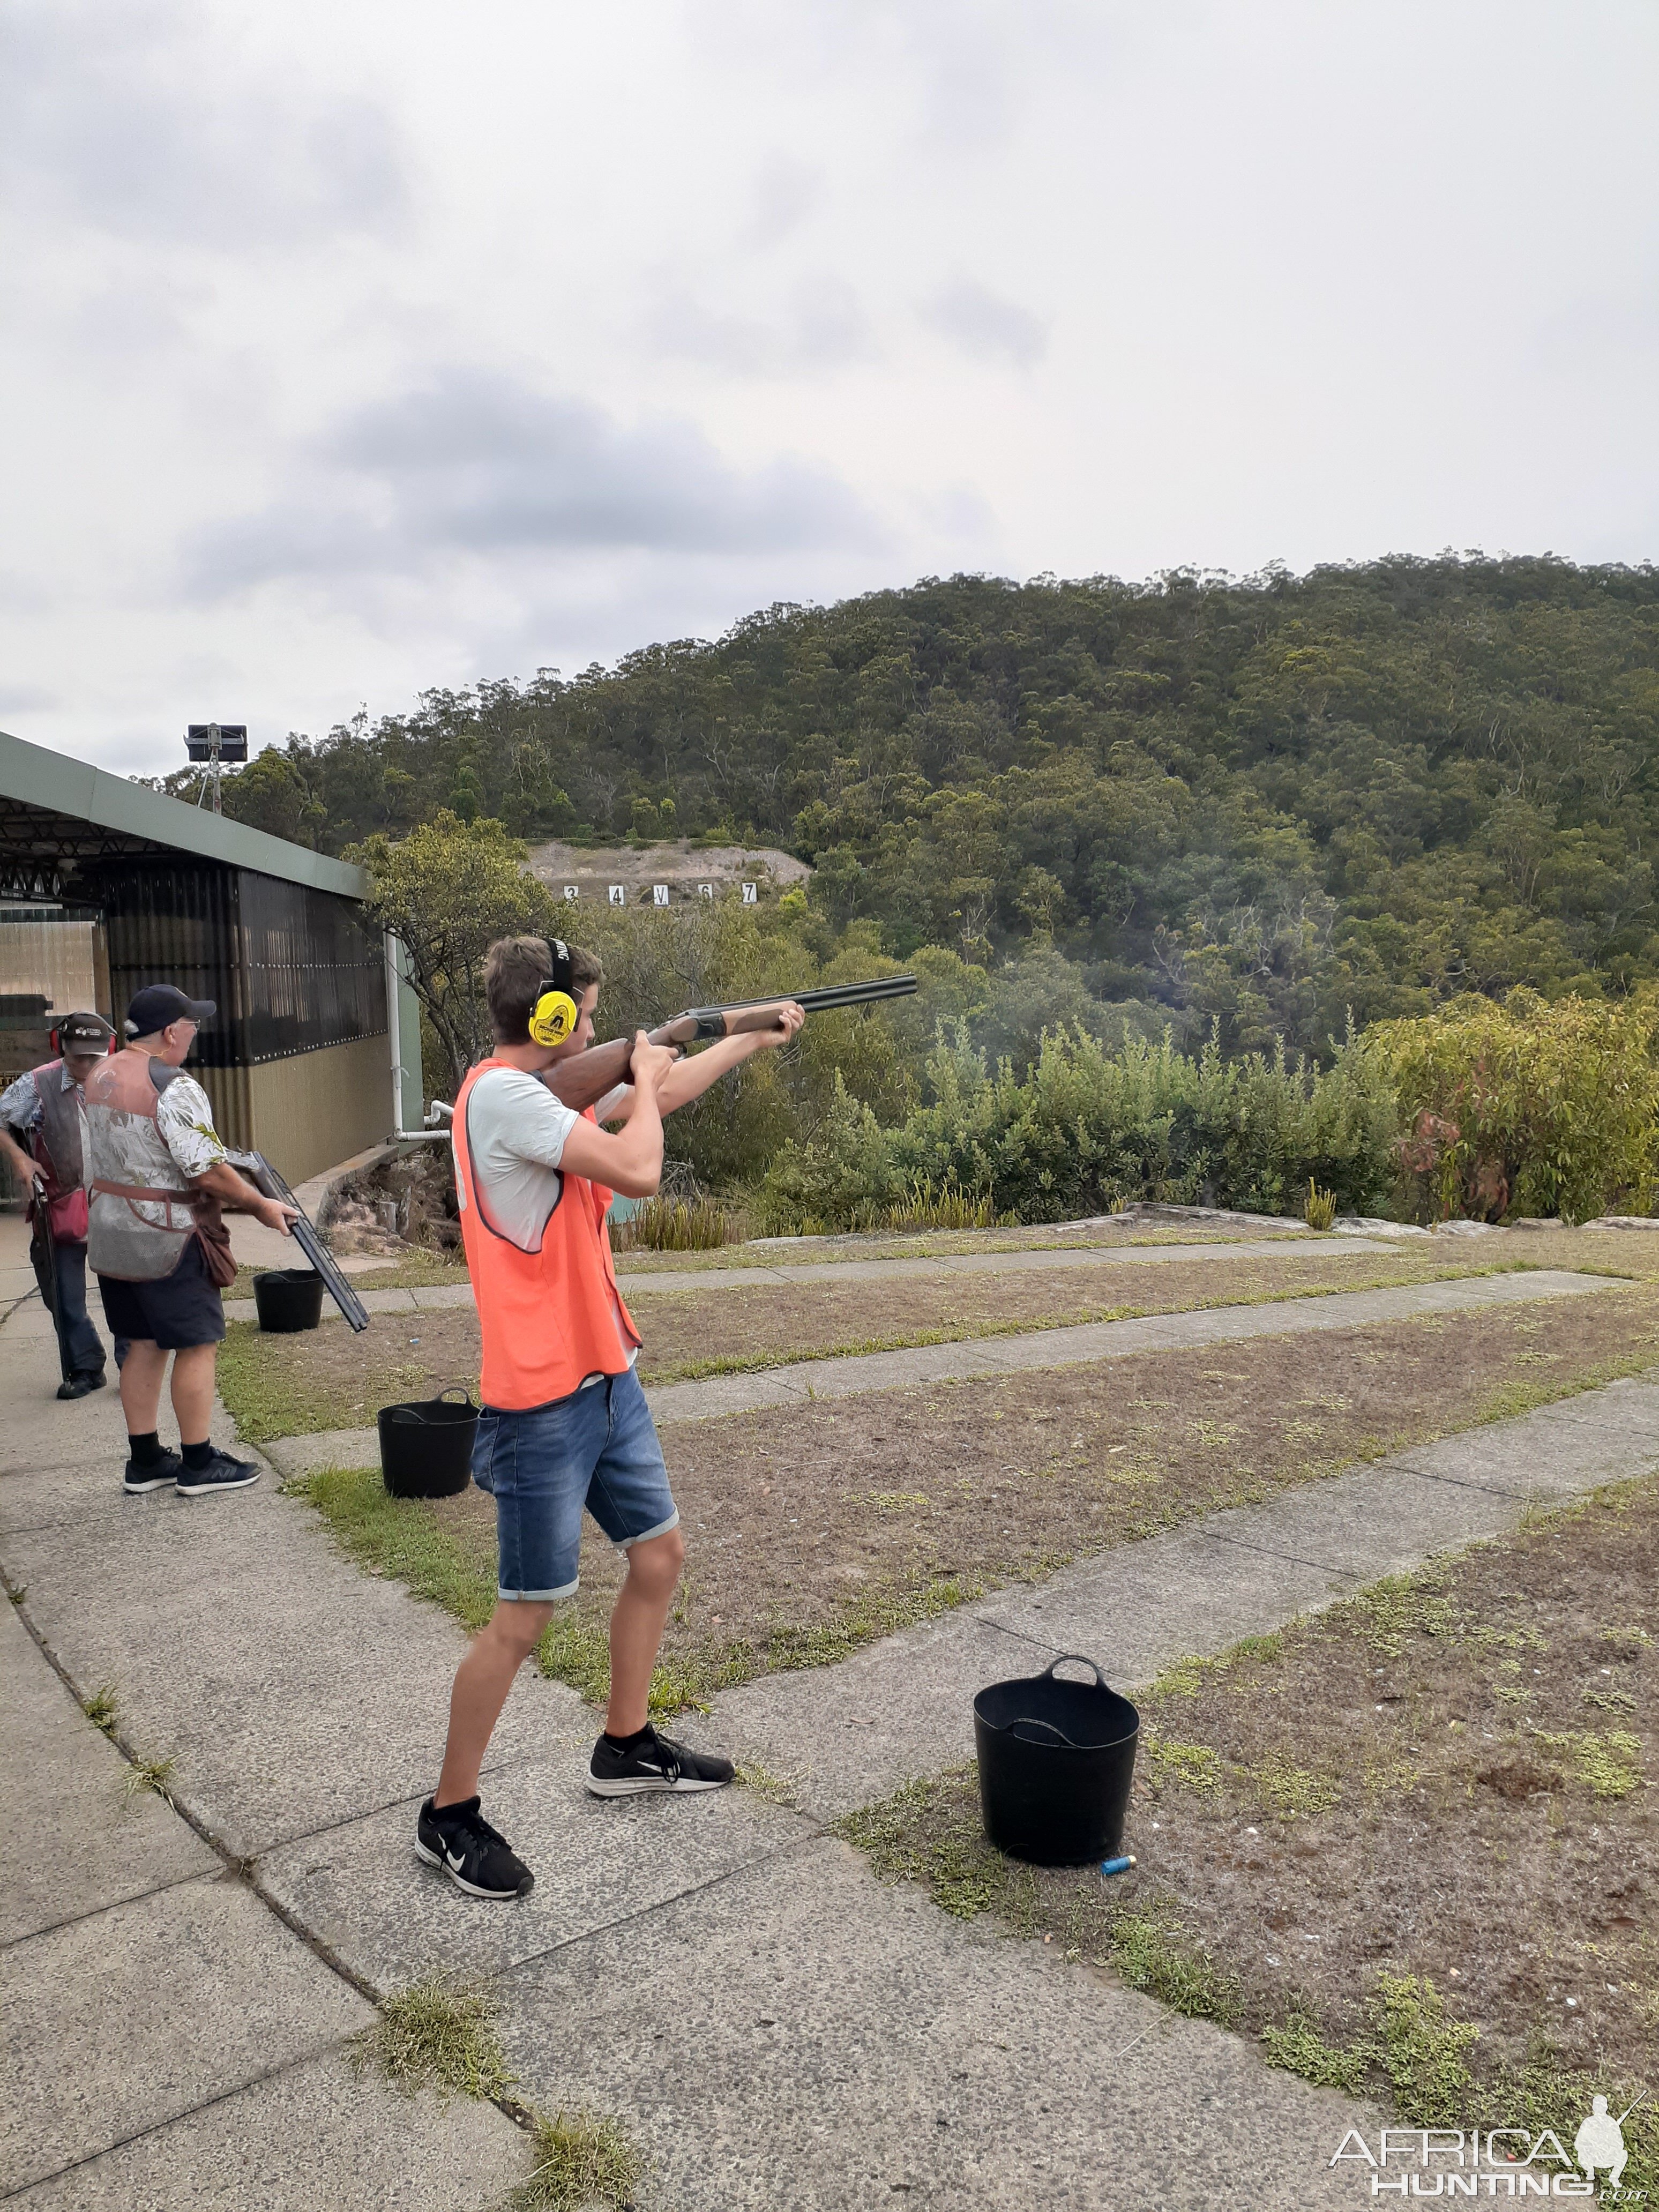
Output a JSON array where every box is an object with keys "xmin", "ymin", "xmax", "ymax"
[
  {"xmin": 452, "ymin": 1058, "xmax": 640, "ymax": 1410},
  {"xmin": 24, "ymin": 1060, "xmax": 90, "ymax": 1244},
  {"xmin": 82, "ymin": 1051, "xmax": 223, "ymax": 1282}
]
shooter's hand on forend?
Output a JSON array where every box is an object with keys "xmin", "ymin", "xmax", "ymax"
[{"xmin": 748, "ymin": 1000, "xmax": 805, "ymax": 1052}]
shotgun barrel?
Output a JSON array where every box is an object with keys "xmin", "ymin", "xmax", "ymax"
[
  {"xmin": 543, "ymin": 975, "xmax": 918, "ymax": 1111},
  {"xmin": 227, "ymin": 1150, "xmax": 372, "ymax": 1332}
]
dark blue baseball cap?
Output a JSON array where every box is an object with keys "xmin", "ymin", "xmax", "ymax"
[{"xmin": 124, "ymin": 984, "xmax": 216, "ymax": 1038}]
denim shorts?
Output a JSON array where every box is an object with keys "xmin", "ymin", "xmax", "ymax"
[{"xmin": 470, "ymin": 1365, "xmax": 679, "ymax": 1602}]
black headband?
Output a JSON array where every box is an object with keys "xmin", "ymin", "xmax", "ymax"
[{"xmin": 542, "ymin": 938, "xmax": 573, "ymax": 992}]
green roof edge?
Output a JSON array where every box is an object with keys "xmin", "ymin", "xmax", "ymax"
[{"xmin": 0, "ymin": 729, "xmax": 369, "ymax": 900}]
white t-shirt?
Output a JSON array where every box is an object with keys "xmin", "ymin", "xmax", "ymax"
[{"xmin": 457, "ymin": 1066, "xmax": 637, "ymax": 1373}]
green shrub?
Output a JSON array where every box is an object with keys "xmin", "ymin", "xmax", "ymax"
[
  {"xmin": 1368, "ymin": 988, "xmax": 1659, "ymax": 1224},
  {"xmin": 759, "ymin": 1023, "xmax": 1396, "ymax": 1230}
]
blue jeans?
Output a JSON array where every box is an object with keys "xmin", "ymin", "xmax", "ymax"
[
  {"xmin": 470, "ymin": 1366, "xmax": 679, "ymax": 1602},
  {"xmin": 32, "ymin": 1234, "xmax": 106, "ymax": 1378}
]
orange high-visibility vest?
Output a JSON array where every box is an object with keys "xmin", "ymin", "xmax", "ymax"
[{"xmin": 452, "ymin": 1058, "xmax": 641, "ymax": 1410}]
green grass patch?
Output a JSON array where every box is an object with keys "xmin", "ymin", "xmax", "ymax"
[
  {"xmin": 124, "ymin": 1754, "xmax": 176, "ymax": 1800},
  {"xmin": 290, "ymin": 1464, "xmax": 497, "ymax": 1632},
  {"xmin": 83, "ymin": 1684, "xmax": 117, "ymax": 1734},
  {"xmin": 288, "ymin": 1463, "xmax": 745, "ymax": 1715},
  {"xmin": 353, "ymin": 1979, "xmax": 644, "ymax": 2210},
  {"xmin": 1530, "ymin": 1727, "xmax": 1644, "ymax": 1799}
]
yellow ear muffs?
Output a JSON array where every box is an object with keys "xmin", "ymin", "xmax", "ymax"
[{"xmin": 528, "ymin": 987, "xmax": 578, "ymax": 1047}]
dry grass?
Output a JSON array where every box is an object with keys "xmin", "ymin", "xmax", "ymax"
[
  {"xmin": 512, "ymin": 2111, "xmax": 644, "ymax": 2212},
  {"xmin": 289, "ymin": 1277, "xmax": 1659, "ymax": 1713},
  {"xmin": 842, "ymin": 1482, "xmax": 1659, "ymax": 2191},
  {"xmin": 220, "ymin": 1241, "xmax": 1514, "ymax": 1440},
  {"xmin": 352, "ymin": 1979, "xmax": 514, "ymax": 2104}
]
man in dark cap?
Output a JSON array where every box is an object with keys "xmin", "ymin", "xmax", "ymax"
[
  {"xmin": 82, "ymin": 985, "xmax": 298, "ymax": 1497},
  {"xmin": 0, "ymin": 1010, "xmax": 118, "ymax": 1398}
]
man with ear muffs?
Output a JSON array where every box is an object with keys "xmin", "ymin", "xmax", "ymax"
[{"xmin": 416, "ymin": 933, "xmax": 803, "ymax": 1901}]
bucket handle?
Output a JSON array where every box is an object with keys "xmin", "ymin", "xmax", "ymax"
[
  {"xmin": 1038, "ymin": 1653, "xmax": 1111, "ymax": 1690},
  {"xmin": 386, "ymin": 1384, "xmax": 476, "ymax": 1425},
  {"xmin": 1009, "ymin": 1716, "xmax": 1083, "ymax": 1750}
]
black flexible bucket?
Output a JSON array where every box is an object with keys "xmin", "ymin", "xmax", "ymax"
[
  {"xmin": 252, "ymin": 1267, "xmax": 325, "ymax": 1333},
  {"xmin": 974, "ymin": 1654, "xmax": 1139, "ymax": 1867},
  {"xmin": 378, "ymin": 1387, "xmax": 477, "ymax": 1499}
]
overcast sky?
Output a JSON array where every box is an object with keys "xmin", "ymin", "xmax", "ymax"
[{"xmin": 2, "ymin": 0, "xmax": 1656, "ymax": 779}]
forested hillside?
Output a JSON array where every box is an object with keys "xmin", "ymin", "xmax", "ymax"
[{"xmin": 181, "ymin": 556, "xmax": 1659, "ymax": 1057}]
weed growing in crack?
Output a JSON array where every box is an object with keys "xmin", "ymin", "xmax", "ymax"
[
  {"xmin": 511, "ymin": 2110, "xmax": 644, "ymax": 2212},
  {"xmin": 353, "ymin": 1980, "xmax": 514, "ymax": 2104}
]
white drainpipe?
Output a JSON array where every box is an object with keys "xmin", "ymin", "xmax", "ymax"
[{"xmin": 384, "ymin": 930, "xmax": 449, "ymax": 1142}]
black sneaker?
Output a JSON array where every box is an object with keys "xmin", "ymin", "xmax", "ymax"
[
  {"xmin": 58, "ymin": 1371, "xmax": 107, "ymax": 1400},
  {"xmin": 124, "ymin": 1448, "xmax": 183, "ymax": 1494},
  {"xmin": 175, "ymin": 1449, "xmax": 262, "ymax": 1498},
  {"xmin": 415, "ymin": 1796, "xmax": 534, "ymax": 1900},
  {"xmin": 586, "ymin": 1724, "xmax": 735, "ymax": 1798}
]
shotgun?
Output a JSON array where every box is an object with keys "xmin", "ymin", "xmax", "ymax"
[
  {"xmin": 29, "ymin": 1174, "xmax": 71, "ymax": 1384},
  {"xmin": 542, "ymin": 974, "xmax": 918, "ymax": 1113},
  {"xmin": 226, "ymin": 1149, "xmax": 372, "ymax": 1332}
]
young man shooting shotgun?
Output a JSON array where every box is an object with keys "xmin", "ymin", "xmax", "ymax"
[{"xmin": 420, "ymin": 934, "xmax": 806, "ymax": 1901}]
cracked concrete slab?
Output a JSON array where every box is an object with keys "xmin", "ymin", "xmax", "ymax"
[
  {"xmin": 0, "ymin": 1874, "xmax": 371, "ymax": 2196},
  {"xmin": 494, "ymin": 1834, "xmax": 1377, "ymax": 2212},
  {"xmin": 5, "ymin": 2046, "xmax": 528, "ymax": 2212},
  {"xmin": 1, "ymin": 1474, "xmax": 568, "ymax": 1859},
  {"xmin": 257, "ymin": 1751, "xmax": 811, "ymax": 1992},
  {"xmin": 0, "ymin": 1599, "xmax": 219, "ymax": 1947}
]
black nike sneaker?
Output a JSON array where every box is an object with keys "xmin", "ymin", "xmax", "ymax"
[
  {"xmin": 586, "ymin": 1724, "xmax": 735, "ymax": 1798},
  {"xmin": 415, "ymin": 1796, "xmax": 534, "ymax": 1900},
  {"xmin": 175, "ymin": 1449, "xmax": 262, "ymax": 1498},
  {"xmin": 58, "ymin": 1370, "xmax": 107, "ymax": 1400},
  {"xmin": 124, "ymin": 1448, "xmax": 184, "ymax": 1494}
]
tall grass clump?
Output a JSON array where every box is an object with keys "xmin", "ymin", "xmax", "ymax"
[
  {"xmin": 1367, "ymin": 988, "xmax": 1659, "ymax": 1225},
  {"xmin": 759, "ymin": 1023, "xmax": 1396, "ymax": 1231},
  {"xmin": 610, "ymin": 1193, "xmax": 742, "ymax": 1252}
]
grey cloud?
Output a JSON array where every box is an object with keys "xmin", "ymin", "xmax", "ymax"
[
  {"xmin": 188, "ymin": 369, "xmax": 881, "ymax": 593},
  {"xmin": 922, "ymin": 277, "xmax": 1049, "ymax": 369},
  {"xmin": 0, "ymin": 0, "xmax": 406, "ymax": 248},
  {"xmin": 0, "ymin": 682, "xmax": 57, "ymax": 716},
  {"xmin": 746, "ymin": 152, "xmax": 823, "ymax": 250},
  {"xmin": 645, "ymin": 276, "xmax": 875, "ymax": 373}
]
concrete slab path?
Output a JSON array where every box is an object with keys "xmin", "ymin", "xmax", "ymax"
[
  {"xmin": 6, "ymin": 1271, "xmax": 1650, "ymax": 2205},
  {"xmin": 0, "ymin": 1587, "xmax": 527, "ymax": 2209}
]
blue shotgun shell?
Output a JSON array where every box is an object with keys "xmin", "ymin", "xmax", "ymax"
[{"xmin": 1100, "ymin": 1855, "xmax": 1137, "ymax": 1877}]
